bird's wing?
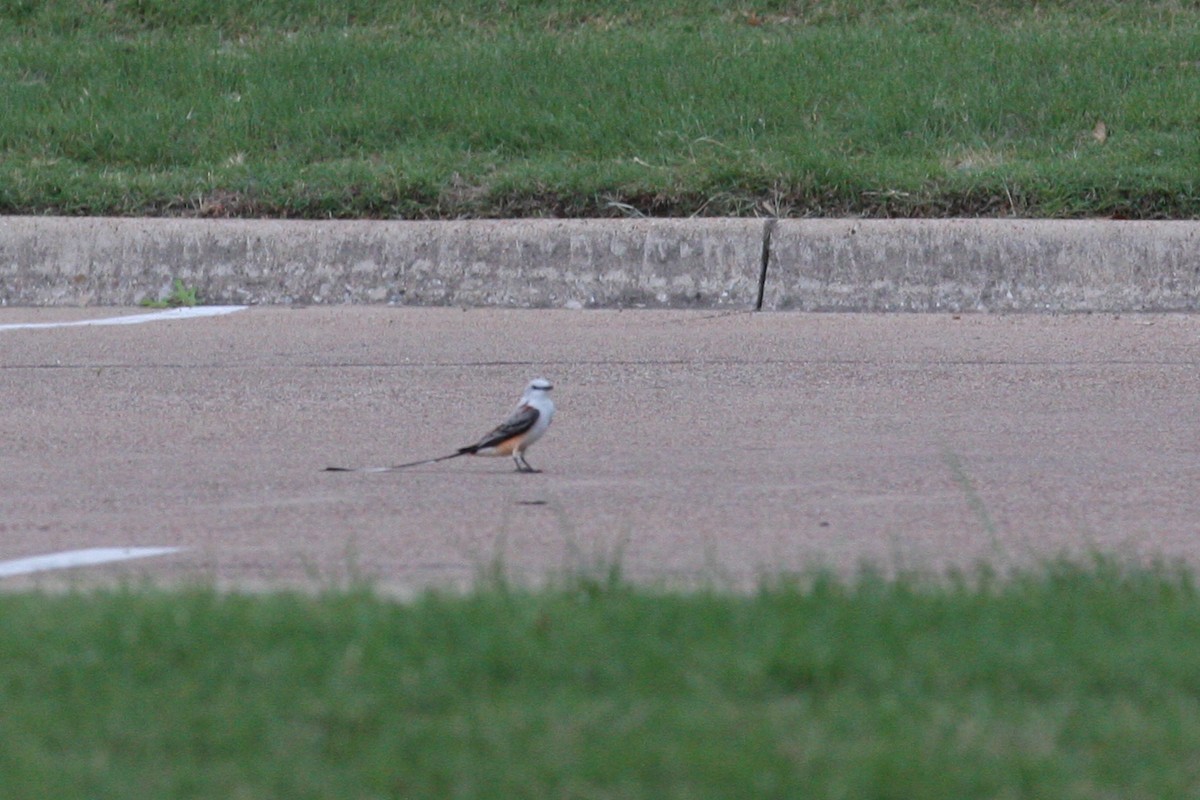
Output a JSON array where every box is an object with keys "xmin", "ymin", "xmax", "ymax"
[{"xmin": 466, "ymin": 403, "xmax": 540, "ymax": 451}]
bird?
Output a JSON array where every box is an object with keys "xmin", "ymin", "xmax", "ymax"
[{"xmin": 325, "ymin": 377, "xmax": 556, "ymax": 474}]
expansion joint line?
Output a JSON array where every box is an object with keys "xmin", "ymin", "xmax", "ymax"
[{"xmin": 755, "ymin": 217, "xmax": 778, "ymax": 311}]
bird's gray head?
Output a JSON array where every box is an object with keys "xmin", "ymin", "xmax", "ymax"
[{"xmin": 526, "ymin": 377, "xmax": 553, "ymax": 394}]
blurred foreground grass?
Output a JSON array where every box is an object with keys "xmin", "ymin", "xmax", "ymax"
[{"xmin": 2, "ymin": 559, "xmax": 1200, "ymax": 798}]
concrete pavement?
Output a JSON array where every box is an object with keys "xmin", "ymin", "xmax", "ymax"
[{"xmin": 2, "ymin": 306, "xmax": 1198, "ymax": 591}]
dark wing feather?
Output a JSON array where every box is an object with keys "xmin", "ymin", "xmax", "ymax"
[{"xmin": 462, "ymin": 404, "xmax": 539, "ymax": 453}]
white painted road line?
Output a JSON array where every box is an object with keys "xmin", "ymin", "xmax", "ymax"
[
  {"xmin": 0, "ymin": 305, "xmax": 247, "ymax": 332},
  {"xmin": 0, "ymin": 547, "xmax": 182, "ymax": 578}
]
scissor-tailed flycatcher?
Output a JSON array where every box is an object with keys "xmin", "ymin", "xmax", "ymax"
[{"xmin": 325, "ymin": 377, "xmax": 555, "ymax": 474}]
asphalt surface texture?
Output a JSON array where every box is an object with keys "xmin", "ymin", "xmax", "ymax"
[{"xmin": 2, "ymin": 306, "xmax": 1198, "ymax": 592}]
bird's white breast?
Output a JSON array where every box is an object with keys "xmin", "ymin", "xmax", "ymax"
[{"xmin": 523, "ymin": 396, "xmax": 555, "ymax": 447}]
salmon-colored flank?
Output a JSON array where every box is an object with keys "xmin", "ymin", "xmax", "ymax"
[{"xmin": 487, "ymin": 434, "xmax": 525, "ymax": 456}]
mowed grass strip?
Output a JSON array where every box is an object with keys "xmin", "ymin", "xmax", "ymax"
[
  {"xmin": 2, "ymin": 560, "xmax": 1200, "ymax": 799},
  {"xmin": 0, "ymin": 1, "xmax": 1197, "ymax": 217}
]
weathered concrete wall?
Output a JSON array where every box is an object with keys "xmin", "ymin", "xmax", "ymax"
[
  {"xmin": 0, "ymin": 217, "xmax": 762, "ymax": 308},
  {"xmin": 768, "ymin": 219, "xmax": 1200, "ymax": 312},
  {"xmin": 2, "ymin": 216, "xmax": 1199, "ymax": 310}
]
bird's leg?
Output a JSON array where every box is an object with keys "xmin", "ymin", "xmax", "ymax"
[{"xmin": 514, "ymin": 452, "xmax": 540, "ymax": 473}]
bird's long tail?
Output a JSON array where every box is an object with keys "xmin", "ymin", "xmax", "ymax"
[{"xmin": 324, "ymin": 450, "xmax": 468, "ymax": 473}]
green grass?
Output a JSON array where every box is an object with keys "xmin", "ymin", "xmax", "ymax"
[
  {"xmin": 139, "ymin": 278, "xmax": 200, "ymax": 308},
  {"xmin": 3, "ymin": 559, "xmax": 1200, "ymax": 798},
  {"xmin": 0, "ymin": 1, "xmax": 1197, "ymax": 217}
]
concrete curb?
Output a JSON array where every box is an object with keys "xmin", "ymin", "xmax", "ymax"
[
  {"xmin": 768, "ymin": 219, "xmax": 1200, "ymax": 312},
  {"xmin": 2, "ymin": 216, "xmax": 1198, "ymax": 311}
]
